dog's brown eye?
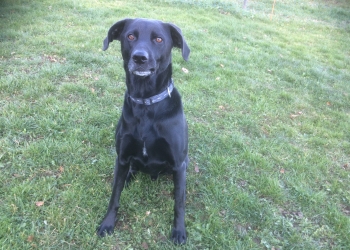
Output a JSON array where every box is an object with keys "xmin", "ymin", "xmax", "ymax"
[
  {"xmin": 155, "ymin": 37, "xmax": 163, "ymax": 43},
  {"xmin": 128, "ymin": 34, "xmax": 135, "ymax": 41}
]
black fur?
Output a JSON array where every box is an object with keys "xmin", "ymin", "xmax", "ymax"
[{"xmin": 97, "ymin": 18, "xmax": 190, "ymax": 245}]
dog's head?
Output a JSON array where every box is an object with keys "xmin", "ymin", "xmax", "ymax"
[{"xmin": 103, "ymin": 18, "xmax": 190, "ymax": 78}]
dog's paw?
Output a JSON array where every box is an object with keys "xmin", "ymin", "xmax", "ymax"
[
  {"xmin": 96, "ymin": 220, "xmax": 115, "ymax": 237},
  {"xmin": 171, "ymin": 228, "xmax": 187, "ymax": 245}
]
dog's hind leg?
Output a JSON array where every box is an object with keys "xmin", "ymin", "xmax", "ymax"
[{"xmin": 125, "ymin": 165, "xmax": 138, "ymax": 187}]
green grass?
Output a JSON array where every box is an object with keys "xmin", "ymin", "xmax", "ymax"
[{"xmin": 1, "ymin": 0, "xmax": 350, "ymax": 249}]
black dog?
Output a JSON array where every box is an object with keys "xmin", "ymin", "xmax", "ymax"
[{"xmin": 97, "ymin": 18, "xmax": 190, "ymax": 245}]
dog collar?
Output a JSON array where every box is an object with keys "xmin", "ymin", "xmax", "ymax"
[{"xmin": 129, "ymin": 79, "xmax": 174, "ymax": 105}]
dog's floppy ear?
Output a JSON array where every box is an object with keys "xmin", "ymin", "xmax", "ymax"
[
  {"xmin": 168, "ymin": 23, "xmax": 190, "ymax": 61},
  {"xmin": 103, "ymin": 19, "xmax": 131, "ymax": 51}
]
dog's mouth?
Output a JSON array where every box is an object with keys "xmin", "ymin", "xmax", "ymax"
[
  {"xmin": 132, "ymin": 69, "xmax": 155, "ymax": 77},
  {"xmin": 132, "ymin": 71, "xmax": 151, "ymax": 77}
]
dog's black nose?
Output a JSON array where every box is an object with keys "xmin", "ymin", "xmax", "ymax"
[{"xmin": 132, "ymin": 51, "xmax": 148, "ymax": 64}]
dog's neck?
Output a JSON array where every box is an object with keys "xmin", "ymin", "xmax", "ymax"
[
  {"xmin": 128, "ymin": 79, "xmax": 174, "ymax": 105},
  {"xmin": 125, "ymin": 64, "xmax": 173, "ymax": 99}
]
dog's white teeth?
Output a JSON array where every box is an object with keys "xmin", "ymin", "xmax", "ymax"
[{"xmin": 133, "ymin": 71, "xmax": 151, "ymax": 76}]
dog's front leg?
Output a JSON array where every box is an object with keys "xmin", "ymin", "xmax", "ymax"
[
  {"xmin": 97, "ymin": 158, "xmax": 129, "ymax": 237},
  {"xmin": 171, "ymin": 160, "xmax": 187, "ymax": 244}
]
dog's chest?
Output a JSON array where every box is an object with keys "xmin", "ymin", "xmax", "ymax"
[
  {"xmin": 133, "ymin": 109, "xmax": 155, "ymax": 140},
  {"xmin": 134, "ymin": 122, "xmax": 157, "ymax": 159},
  {"xmin": 119, "ymin": 104, "xmax": 174, "ymax": 173},
  {"xmin": 129, "ymin": 110, "xmax": 165, "ymax": 157},
  {"xmin": 126, "ymin": 132, "xmax": 173, "ymax": 175}
]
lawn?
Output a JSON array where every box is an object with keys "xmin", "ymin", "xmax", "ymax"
[{"xmin": 1, "ymin": 0, "xmax": 349, "ymax": 249}]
